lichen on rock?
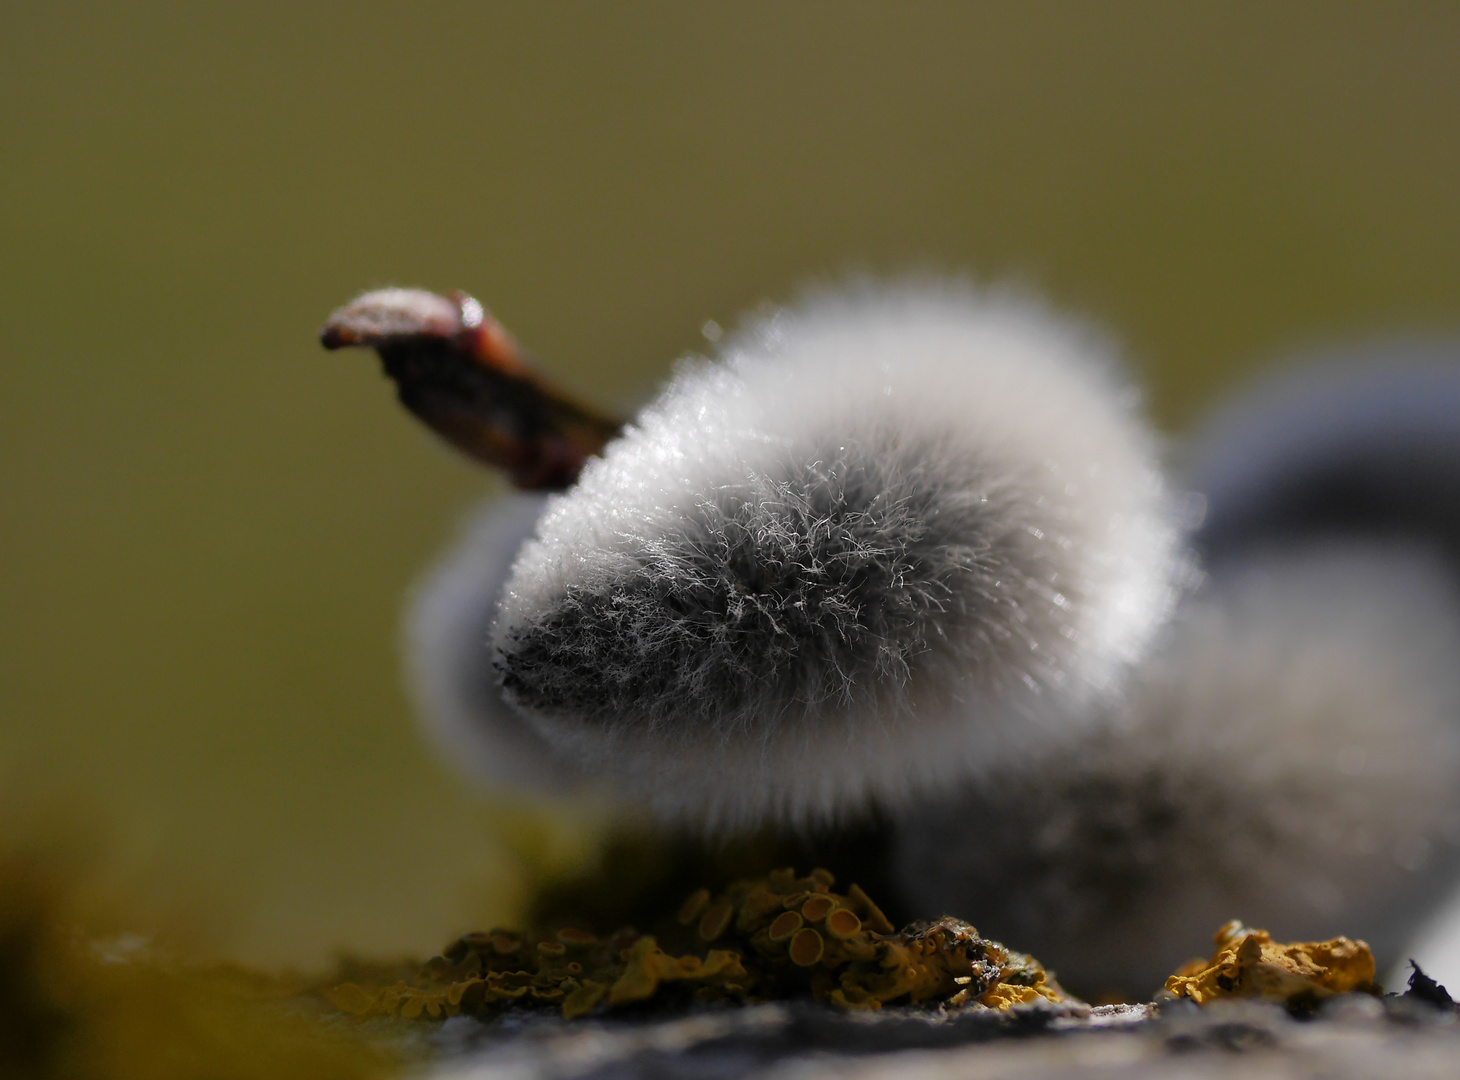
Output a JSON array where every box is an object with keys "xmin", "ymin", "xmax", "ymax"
[
  {"xmin": 325, "ymin": 868, "xmax": 1079, "ymax": 1022},
  {"xmin": 1164, "ymin": 920, "xmax": 1379, "ymax": 1010}
]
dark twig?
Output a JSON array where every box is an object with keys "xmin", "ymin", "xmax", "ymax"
[{"xmin": 321, "ymin": 288, "xmax": 622, "ymax": 489}]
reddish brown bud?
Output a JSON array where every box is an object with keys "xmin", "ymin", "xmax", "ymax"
[{"xmin": 321, "ymin": 288, "xmax": 621, "ymax": 490}]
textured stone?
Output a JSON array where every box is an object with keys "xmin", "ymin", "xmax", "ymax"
[{"xmin": 428, "ymin": 997, "xmax": 1460, "ymax": 1080}]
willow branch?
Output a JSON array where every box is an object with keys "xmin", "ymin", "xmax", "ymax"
[{"xmin": 321, "ymin": 288, "xmax": 622, "ymax": 490}]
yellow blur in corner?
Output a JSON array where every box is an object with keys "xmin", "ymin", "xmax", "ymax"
[{"xmin": 0, "ymin": 846, "xmax": 394, "ymax": 1080}]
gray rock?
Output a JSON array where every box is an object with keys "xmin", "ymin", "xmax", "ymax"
[{"xmin": 425, "ymin": 998, "xmax": 1460, "ymax": 1080}]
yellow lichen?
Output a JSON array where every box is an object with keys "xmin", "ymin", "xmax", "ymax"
[
  {"xmin": 327, "ymin": 869, "xmax": 1080, "ymax": 1022},
  {"xmin": 768, "ymin": 911, "xmax": 802, "ymax": 942},
  {"xmin": 1164, "ymin": 921, "xmax": 1379, "ymax": 1009},
  {"xmin": 801, "ymin": 895, "xmax": 836, "ymax": 922},
  {"xmin": 606, "ymin": 936, "xmax": 749, "ymax": 1005},
  {"xmin": 697, "ymin": 899, "xmax": 734, "ymax": 942},
  {"xmin": 561, "ymin": 980, "xmax": 607, "ymax": 1019},
  {"xmin": 788, "ymin": 927, "xmax": 825, "ymax": 967},
  {"xmin": 676, "ymin": 889, "xmax": 710, "ymax": 926}
]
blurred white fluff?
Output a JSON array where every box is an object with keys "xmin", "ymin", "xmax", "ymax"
[
  {"xmin": 894, "ymin": 542, "xmax": 1460, "ymax": 995},
  {"xmin": 405, "ymin": 492, "xmax": 575, "ymax": 796},
  {"xmin": 474, "ymin": 282, "xmax": 1181, "ymax": 828}
]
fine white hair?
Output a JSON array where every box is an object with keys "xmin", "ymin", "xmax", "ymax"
[
  {"xmin": 893, "ymin": 542, "xmax": 1460, "ymax": 997},
  {"xmin": 475, "ymin": 282, "xmax": 1181, "ymax": 829}
]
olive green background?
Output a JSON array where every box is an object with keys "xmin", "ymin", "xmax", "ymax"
[{"xmin": 3, "ymin": 2, "xmax": 1458, "ymax": 968}]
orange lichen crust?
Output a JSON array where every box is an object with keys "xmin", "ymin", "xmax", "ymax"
[
  {"xmin": 324, "ymin": 868, "xmax": 1077, "ymax": 1022},
  {"xmin": 1164, "ymin": 921, "xmax": 1380, "ymax": 1010}
]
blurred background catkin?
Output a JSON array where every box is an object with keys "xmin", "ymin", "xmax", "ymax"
[{"xmin": 2, "ymin": 1, "xmax": 1458, "ymax": 970}]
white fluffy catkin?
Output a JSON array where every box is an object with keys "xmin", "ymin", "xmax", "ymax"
[
  {"xmin": 893, "ymin": 542, "xmax": 1460, "ymax": 997},
  {"xmin": 475, "ymin": 282, "xmax": 1181, "ymax": 829},
  {"xmin": 1180, "ymin": 342, "xmax": 1460, "ymax": 572},
  {"xmin": 405, "ymin": 492, "xmax": 579, "ymax": 797}
]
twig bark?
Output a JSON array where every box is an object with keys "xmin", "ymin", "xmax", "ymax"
[{"xmin": 321, "ymin": 288, "xmax": 621, "ymax": 489}]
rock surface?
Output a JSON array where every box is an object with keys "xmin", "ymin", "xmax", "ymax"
[{"xmin": 426, "ymin": 996, "xmax": 1460, "ymax": 1080}]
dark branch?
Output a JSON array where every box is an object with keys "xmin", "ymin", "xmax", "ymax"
[{"xmin": 321, "ymin": 288, "xmax": 622, "ymax": 490}]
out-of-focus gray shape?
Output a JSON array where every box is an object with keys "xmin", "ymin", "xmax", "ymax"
[{"xmin": 1184, "ymin": 340, "xmax": 1460, "ymax": 570}]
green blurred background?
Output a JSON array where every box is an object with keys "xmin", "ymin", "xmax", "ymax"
[{"xmin": 2, "ymin": 2, "xmax": 1458, "ymax": 969}]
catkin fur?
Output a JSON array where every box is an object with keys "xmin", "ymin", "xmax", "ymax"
[
  {"xmin": 403, "ymin": 297, "xmax": 1460, "ymax": 988},
  {"xmin": 893, "ymin": 543, "xmax": 1460, "ymax": 997},
  {"xmin": 488, "ymin": 283, "xmax": 1181, "ymax": 829},
  {"xmin": 405, "ymin": 492, "xmax": 578, "ymax": 797},
  {"xmin": 1181, "ymin": 342, "xmax": 1460, "ymax": 569}
]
